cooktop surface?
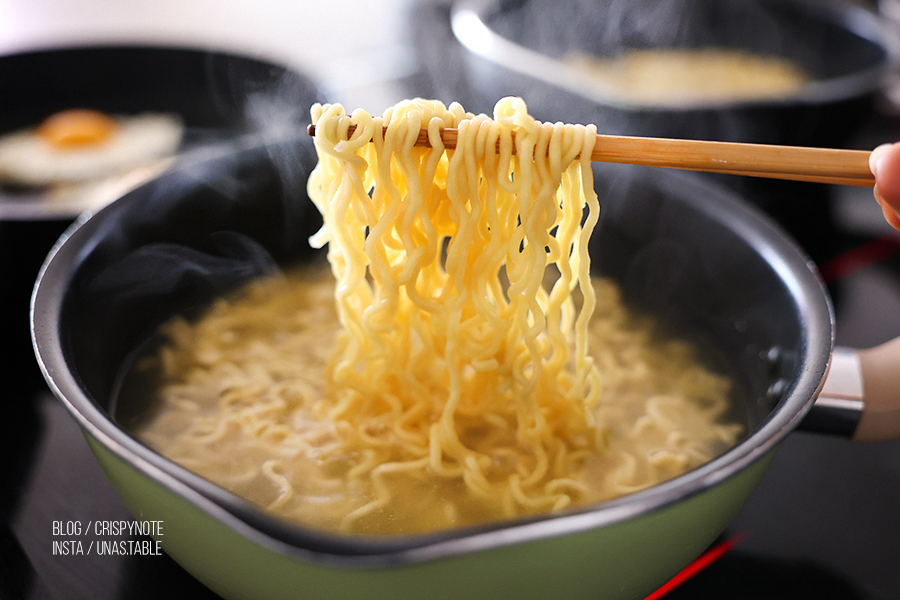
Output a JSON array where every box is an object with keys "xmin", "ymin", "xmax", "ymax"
[{"xmin": 4, "ymin": 1, "xmax": 900, "ymax": 598}]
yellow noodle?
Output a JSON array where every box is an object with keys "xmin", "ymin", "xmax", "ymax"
[{"xmin": 129, "ymin": 98, "xmax": 743, "ymax": 535}]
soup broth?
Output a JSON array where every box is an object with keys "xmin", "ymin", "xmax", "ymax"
[{"xmin": 123, "ymin": 266, "xmax": 742, "ymax": 535}]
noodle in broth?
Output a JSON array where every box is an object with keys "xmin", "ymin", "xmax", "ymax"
[{"xmin": 126, "ymin": 98, "xmax": 742, "ymax": 535}]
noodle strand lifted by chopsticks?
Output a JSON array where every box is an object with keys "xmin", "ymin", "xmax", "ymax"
[
  {"xmin": 307, "ymin": 97, "xmax": 605, "ymax": 525},
  {"xmin": 133, "ymin": 97, "xmax": 742, "ymax": 536}
]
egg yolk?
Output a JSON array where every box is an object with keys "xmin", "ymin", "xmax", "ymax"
[{"xmin": 36, "ymin": 109, "xmax": 117, "ymax": 148}]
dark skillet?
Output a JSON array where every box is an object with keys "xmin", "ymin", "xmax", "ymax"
[
  {"xmin": 0, "ymin": 44, "xmax": 324, "ymax": 400},
  {"xmin": 0, "ymin": 44, "xmax": 323, "ymax": 220}
]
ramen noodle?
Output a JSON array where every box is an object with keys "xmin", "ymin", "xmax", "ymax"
[
  {"xmin": 128, "ymin": 98, "xmax": 742, "ymax": 535},
  {"xmin": 564, "ymin": 48, "xmax": 812, "ymax": 105}
]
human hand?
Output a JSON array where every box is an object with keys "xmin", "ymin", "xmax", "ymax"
[{"xmin": 870, "ymin": 142, "xmax": 900, "ymax": 231}]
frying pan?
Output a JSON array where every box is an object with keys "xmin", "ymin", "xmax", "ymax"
[
  {"xmin": 28, "ymin": 135, "xmax": 896, "ymax": 600},
  {"xmin": 0, "ymin": 44, "xmax": 322, "ymax": 221},
  {"xmin": 0, "ymin": 43, "xmax": 323, "ymax": 394}
]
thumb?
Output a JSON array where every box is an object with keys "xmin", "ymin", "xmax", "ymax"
[{"xmin": 870, "ymin": 143, "xmax": 900, "ymax": 231}]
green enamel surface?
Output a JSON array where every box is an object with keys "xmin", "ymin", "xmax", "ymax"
[{"xmin": 86, "ymin": 433, "xmax": 774, "ymax": 600}]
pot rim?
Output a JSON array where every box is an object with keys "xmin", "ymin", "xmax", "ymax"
[
  {"xmin": 450, "ymin": 0, "xmax": 900, "ymax": 111},
  {"xmin": 30, "ymin": 148, "xmax": 834, "ymax": 568}
]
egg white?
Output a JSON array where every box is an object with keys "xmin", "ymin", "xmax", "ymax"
[{"xmin": 0, "ymin": 112, "xmax": 184, "ymax": 187}]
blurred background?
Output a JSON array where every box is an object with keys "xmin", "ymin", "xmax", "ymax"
[{"xmin": 2, "ymin": 0, "xmax": 900, "ymax": 598}]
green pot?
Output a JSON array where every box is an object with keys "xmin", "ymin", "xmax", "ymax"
[
  {"xmin": 86, "ymin": 431, "xmax": 774, "ymax": 600},
  {"xmin": 33, "ymin": 138, "xmax": 832, "ymax": 599}
]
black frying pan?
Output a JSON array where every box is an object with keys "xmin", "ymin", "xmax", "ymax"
[
  {"xmin": 0, "ymin": 43, "xmax": 324, "ymax": 395},
  {"xmin": 0, "ymin": 44, "xmax": 324, "ymax": 220}
]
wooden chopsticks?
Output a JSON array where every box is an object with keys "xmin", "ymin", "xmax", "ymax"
[{"xmin": 306, "ymin": 124, "xmax": 874, "ymax": 187}]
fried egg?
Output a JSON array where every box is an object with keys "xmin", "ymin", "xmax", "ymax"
[{"xmin": 0, "ymin": 109, "xmax": 184, "ymax": 187}]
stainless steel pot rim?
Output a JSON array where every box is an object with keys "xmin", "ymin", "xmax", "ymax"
[
  {"xmin": 451, "ymin": 0, "xmax": 900, "ymax": 111},
  {"xmin": 30, "ymin": 152, "xmax": 834, "ymax": 567}
]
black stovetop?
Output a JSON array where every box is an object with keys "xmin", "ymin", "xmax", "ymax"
[
  {"xmin": 4, "ymin": 214, "xmax": 900, "ymax": 600},
  {"xmin": 3, "ymin": 3, "xmax": 900, "ymax": 597},
  {"xmin": 5, "ymin": 166, "xmax": 900, "ymax": 600}
]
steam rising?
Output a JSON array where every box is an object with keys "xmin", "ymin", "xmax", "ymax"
[
  {"xmin": 65, "ymin": 58, "xmax": 327, "ymax": 407},
  {"xmin": 86, "ymin": 54, "xmax": 325, "ymax": 299}
]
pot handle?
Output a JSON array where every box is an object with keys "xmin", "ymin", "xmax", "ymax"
[{"xmin": 802, "ymin": 341, "xmax": 900, "ymax": 441}]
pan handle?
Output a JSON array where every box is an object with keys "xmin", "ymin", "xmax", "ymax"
[
  {"xmin": 799, "ymin": 347, "xmax": 864, "ymax": 437},
  {"xmin": 801, "ymin": 342, "xmax": 900, "ymax": 441},
  {"xmin": 855, "ymin": 338, "xmax": 900, "ymax": 441}
]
